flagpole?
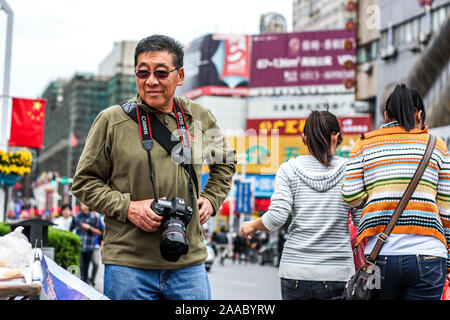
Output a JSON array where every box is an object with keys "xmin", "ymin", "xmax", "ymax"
[
  {"xmin": 0, "ymin": 0, "xmax": 13, "ymax": 151},
  {"xmin": 0, "ymin": 0, "xmax": 13, "ymax": 222}
]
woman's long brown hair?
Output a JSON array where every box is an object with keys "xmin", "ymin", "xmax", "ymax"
[{"xmin": 303, "ymin": 110, "xmax": 342, "ymax": 167}]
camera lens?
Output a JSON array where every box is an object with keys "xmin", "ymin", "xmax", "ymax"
[{"xmin": 159, "ymin": 219, "xmax": 189, "ymax": 262}]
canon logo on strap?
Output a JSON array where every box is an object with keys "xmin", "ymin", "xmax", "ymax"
[{"xmin": 141, "ymin": 115, "xmax": 149, "ymax": 135}]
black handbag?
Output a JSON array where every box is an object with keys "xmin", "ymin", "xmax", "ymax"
[{"xmin": 342, "ymin": 135, "xmax": 436, "ymax": 300}]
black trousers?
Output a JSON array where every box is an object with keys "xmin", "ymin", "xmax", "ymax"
[{"xmin": 80, "ymin": 251, "xmax": 93, "ymax": 283}]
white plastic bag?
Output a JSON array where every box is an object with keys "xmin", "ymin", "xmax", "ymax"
[{"xmin": 0, "ymin": 226, "xmax": 32, "ymax": 268}]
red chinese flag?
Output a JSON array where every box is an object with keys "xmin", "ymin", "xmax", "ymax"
[{"xmin": 9, "ymin": 98, "xmax": 46, "ymax": 149}]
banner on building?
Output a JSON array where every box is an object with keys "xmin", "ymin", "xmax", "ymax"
[
  {"xmin": 9, "ymin": 98, "xmax": 46, "ymax": 149},
  {"xmin": 203, "ymin": 134, "xmax": 361, "ymax": 175},
  {"xmin": 179, "ymin": 34, "xmax": 251, "ymax": 99},
  {"xmin": 202, "ymin": 173, "xmax": 275, "ymax": 199},
  {"xmin": 246, "ymin": 115, "xmax": 371, "ymax": 135},
  {"xmin": 250, "ymin": 30, "xmax": 356, "ymax": 90},
  {"xmin": 235, "ymin": 180, "xmax": 253, "ymax": 214}
]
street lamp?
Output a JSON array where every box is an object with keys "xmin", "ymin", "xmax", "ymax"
[
  {"xmin": 0, "ymin": 0, "xmax": 13, "ymax": 222},
  {"xmin": 0, "ymin": 0, "xmax": 14, "ymax": 150}
]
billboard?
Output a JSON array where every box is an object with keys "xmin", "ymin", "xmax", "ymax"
[
  {"xmin": 179, "ymin": 34, "xmax": 251, "ymax": 99},
  {"xmin": 246, "ymin": 115, "xmax": 371, "ymax": 136},
  {"xmin": 250, "ymin": 30, "xmax": 356, "ymax": 89},
  {"xmin": 202, "ymin": 134, "xmax": 361, "ymax": 175}
]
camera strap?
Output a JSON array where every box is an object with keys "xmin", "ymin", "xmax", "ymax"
[{"xmin": 121, "ymin": 100, "xmax": 198, "ymax": 207}]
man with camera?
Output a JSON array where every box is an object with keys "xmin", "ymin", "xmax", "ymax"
[{"xmin": 71, "ymin": 34, "xmax": 236, "ymax": 300}]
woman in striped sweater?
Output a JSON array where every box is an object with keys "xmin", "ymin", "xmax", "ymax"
[
  {"xmin": 342, "ymin": 84, "xmax": 450, "ymax": 300},
  {"xmin": 241, "ymin": 110, "xmax": 359, "ymax": 300}
]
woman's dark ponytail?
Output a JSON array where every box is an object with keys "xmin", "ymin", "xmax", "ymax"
[
  {"xmin": 385, "ymin": 84, "xmax": 424, "ymax": 131},
  {"xmin": 303, "ymin": 110, "xmax": 342, "ymax": 167}
]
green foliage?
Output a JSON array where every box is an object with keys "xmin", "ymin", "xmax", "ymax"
[
  {"xmin": 48, "ymin": 227, "xmax": 81, "ymax": 269},
  {"xmin": 0, "ymin": 222, "xmax": 81, "ymax": 269},
  {"xmin": 0, "ymin": 222, "xmax": 10, "ymax": 235}
]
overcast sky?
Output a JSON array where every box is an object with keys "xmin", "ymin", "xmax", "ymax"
[{"xmin": 0, "ymin": 0, "xmax": 292, "ymax": 99}]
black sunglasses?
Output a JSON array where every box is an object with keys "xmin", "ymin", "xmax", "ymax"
[{"xmin": 135, "ymin": 68, "xmax": 178, "ymax": 80}]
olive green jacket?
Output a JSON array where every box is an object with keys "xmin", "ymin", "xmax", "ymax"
[{"xmin": 71, "ymin": 95, "xmax": 236, "ymax": 269}]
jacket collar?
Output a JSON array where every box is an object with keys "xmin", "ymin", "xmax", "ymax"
[
  {"xmin": 361, "ymin": 121, "xmax": 428, "ymax": 139},
  {"xmin": 134, "ymin": 94, "xmax": 193, "ymax": 121}
]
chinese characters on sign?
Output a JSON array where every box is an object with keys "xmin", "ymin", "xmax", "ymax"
[{"xmin": 250, "ymin": 30, "xmax": 356, "ymax": 89}]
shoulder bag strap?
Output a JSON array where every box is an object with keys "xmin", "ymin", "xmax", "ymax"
[{"xmin": 364, "ymin": 134, "xmax": 437, "ymax": 269}]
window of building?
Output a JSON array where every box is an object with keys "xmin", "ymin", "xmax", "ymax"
[
  {"xmin": 370, "ymin": 41, "xmax": 379, "ymax": 60},
  {"xmin": 438, "ymin": 6, "xmax": 447, "ymax": 25},
  {"xmin": 394, "ymin": 24, "xmax": 404, "ymax": 46},
  {"xmin": 432, "ymin": 6, "xmax": 447, "ymax": 32},
  {"xmin": 380, "ymin": 32, "xmax": 388, "ymax": 49},
  {"xmin": 357, "ymin": 47, "xmax": 367, "ymax": 64},
  {"xmin": 357, "ymin": 40, "xmax": 378, "ymax": 64},
  {"xmin": 411, "ymin": 18, "xmax": 420, "ymax": 42},
  {"xmin": 404, "ymin": 21, "xmax": 413, "ymax": 44}
]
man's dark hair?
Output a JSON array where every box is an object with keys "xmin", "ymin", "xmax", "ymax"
[
  {"xmin": 385, "ymin": 84, "xmax": 426, "ymax": 131},
  {"xmin": 134, "ymin": 34, "xmax": 184, "ymax": 69},
  {"xmin": 61, "ymin": 203, "xmax": 72, "ymax": 211},
  {"xmin": 303, "ymin": 110, "xmax": 343, "ymax": 167}
]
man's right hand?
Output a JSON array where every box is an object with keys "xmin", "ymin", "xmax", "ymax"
[{"xmin": 126, "ymin": 199, "xmax": 163, "ymax": 232}]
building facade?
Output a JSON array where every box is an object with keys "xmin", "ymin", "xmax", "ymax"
[
  {"xmin": 293, "ymin": 0, "xmax": 350, "ymax": 31},
  {"xmin": 38, "ymin": 73, "xmax": 108, "ymax": 179},
  {"xmin": 355, "ymin": 0, "xmax": 380, "ymax": 126},
  {"xmin": 375, "ymin": 0, "xmax": 449, "ymax": 128},
  {"xmin": 98, "ymin": 40, "xmax": 138, "ymax": 77}
]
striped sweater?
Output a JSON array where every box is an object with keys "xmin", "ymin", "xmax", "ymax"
[
  {"xmin": 342, "ymin": 122, "xmax": 450, "ymax": 271},
  {"xmin": 262, "ymin": 155, "xmax": 360, "ymax": 282}
]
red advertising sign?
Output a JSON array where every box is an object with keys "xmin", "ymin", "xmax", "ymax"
[
  {"xmin": 220, "ymin": 35, "xmax": 250, "ymax": 79},
  {"xmin": 246, "ymin": 115, "xmax": 371, "ymax": 135},
  {"xmin": 179, "ymin": 34, "xmax": 250, "ymax": 98},
  {"xmin": 250, "ymin": 30, "xmax": 356, "ymax": 88}
]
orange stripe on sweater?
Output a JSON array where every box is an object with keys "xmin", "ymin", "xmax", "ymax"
[
  {"xmin": 363, "ymin": 201, "xmax": 438, "ymax": 214},
  {"xmin": 356, "ymin": 226, "xmax": 448, "ymax": 248},
  {"xmin": 365, "ymin": 159, "xmax": 439, "ymax": 171}
]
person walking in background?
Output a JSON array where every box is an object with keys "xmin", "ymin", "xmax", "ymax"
[
  {"xmin": 89, "ymin": 212, "xmax": 104, "ymax": 287},
  {"xmin": 215, "ymin": 227, "xmax": 229, "ymax": 265},
  {"xmin": 342, "ymin": 84, "xmax": 450, "ymax": 300},
  {"xmin": 241, "ymin": 109, "xmax": 359, "ymax": 300},
  {"xmin": 70, "ymin": 203, "xmax": 102, "ymax": 284},
  {"xmin": 232, "ymin": 234, "xmax": 248, "ymax": 264},
  {"xmin": 53, "ymin": 203, "xmax": 73, "ymax": 231}
]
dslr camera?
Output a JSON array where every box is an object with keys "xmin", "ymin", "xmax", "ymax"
[{"xmin": 151, "ymin": 197, "xmax": 193, "ymax": 262}]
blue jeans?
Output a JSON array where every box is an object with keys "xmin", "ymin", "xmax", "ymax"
[
  {"xmin": 281, "ymin": 278, "xmax": 346, "ymax": 300},
  {"xmin": 370, "ymin": 255, "xmax": 446, "ymax": 300},
  {"xmin": 104, "ymin": 263, "xmax": 211, "ymax": 300}
]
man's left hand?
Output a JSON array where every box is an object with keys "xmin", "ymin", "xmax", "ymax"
[{"xmin": 198, "ymin": 196, "xmax": 214, "ymax": 224}]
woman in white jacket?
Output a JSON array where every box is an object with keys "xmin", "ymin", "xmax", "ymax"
[{"xmin": 241, "ymin": 110, "xmax": 360, "ymax": 300}]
